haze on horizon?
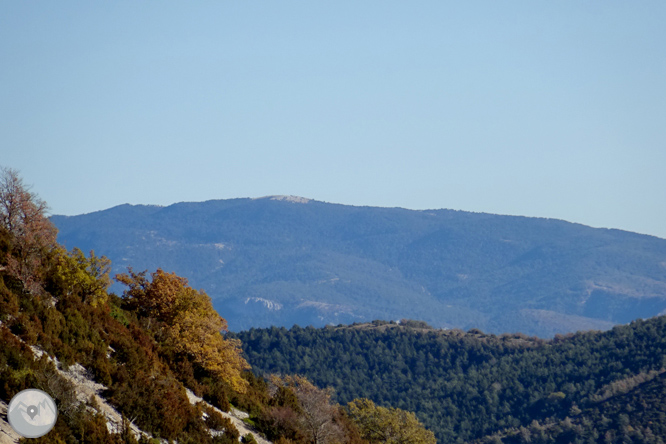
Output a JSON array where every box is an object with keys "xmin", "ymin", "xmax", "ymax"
[{"xmin": 2, "ymin": 2, "xmax": 665, "ymax": 239}]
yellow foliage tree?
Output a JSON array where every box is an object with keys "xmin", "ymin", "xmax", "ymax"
[
  {"xmin": 346, "ymin": 398, "xmax": 436, "ymax": 444},
  {"xmin": 50, "ymin": 247, "xmax": 111, "ymax": 306},
  {"xmin": 115, "ymin": 268, "xmax": 250, "ymax": 392}
]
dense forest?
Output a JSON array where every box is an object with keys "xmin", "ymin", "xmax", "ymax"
[
  {"xmin": 234, "ymin": 319, "xmax": 666, "ymax": 444},
  {"xmin": 0, "ymin": 167, "xmax": 434, "ymax": 444}
]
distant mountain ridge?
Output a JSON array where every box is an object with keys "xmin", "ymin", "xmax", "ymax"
[{"xmin": 51, "ymin": 196, "xmax": 666, "ymax": 336}]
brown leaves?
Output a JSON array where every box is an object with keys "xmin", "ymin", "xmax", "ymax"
[
  {"xmin": 269, "ymin": 375, "xmax": 345, "ymax": 444},
  {"xmin": 0, "ymin": 167, "xmax": 58, "ymax": 294}
]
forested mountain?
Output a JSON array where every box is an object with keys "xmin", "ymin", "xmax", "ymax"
[
  {"xmin": 234, "ymin": 318, "xmax": 666, "ymax": 444},
  {"xmin": 52, "ymin": 196, "xmax": 666, "ymax": 336}
]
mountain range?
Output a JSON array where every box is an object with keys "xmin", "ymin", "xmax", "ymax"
[{"xmin": 51, "ymin": 196, "xmax": 666, "ymax": 337}]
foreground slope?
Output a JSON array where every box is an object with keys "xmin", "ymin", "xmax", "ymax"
[
  {"xmin": 0, "ymin": 169, "xmax": 431, "ymax": 444},
  {"xmin": 53, "ymin": 196, "xmax": 666, "ymax": 336},
  {"xmin": 0, "ymin": 236, "xmax": 429, "ymax": 444},
  {"xmin": 235, "ymin": 318, "xmax": 666, "ymax": 444},
  {"xmin": 0, "ymin": 225, "xmax": 264, "ymax": 443}
]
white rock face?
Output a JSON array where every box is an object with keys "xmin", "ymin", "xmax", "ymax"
[
  {"xmin": 244, "ymin": 297, "xmax": 283, "ymax": 311},
  {"xmin": 185, "ymin": 389, "xmax": 272, "ymax": 444},
  {"xmin": 0, "ymin": 401, "xmax": 21, "ymax": 444},
  {"xmin": 253, "ymin": 195, "xmax": 311, "ymax": 204}
]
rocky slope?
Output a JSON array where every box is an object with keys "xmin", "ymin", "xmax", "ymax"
[{"xmin": 0, "ymin": 341, "xmax": 269, "ymax": 444}]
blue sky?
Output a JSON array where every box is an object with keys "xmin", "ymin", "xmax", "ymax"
[{"xmin": 2, "ymin": 2, "xmax": 665, "ymax": 238}]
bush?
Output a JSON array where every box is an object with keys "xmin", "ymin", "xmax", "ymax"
[
  {"xmin": 203, "ymin": 404, "xmax": 230, "ymax": 431},
  {"xmin": 203, "ymin": 377, "xmax": 231, "ymax": 412},
  {"xmin": 241, "ymin": 433, "xmax": 259, "ymax": 444}
]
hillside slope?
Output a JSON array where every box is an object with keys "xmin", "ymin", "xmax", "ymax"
[
  {"xmin": 234, "ymin": 318, "xmax": 666, "ymax": 444},
  {"xmin": 0, "ymin": 170, "xmax": 436, "ymax": 444},
  {"xmin": 53, "ymin": 197, "xmax": 666, "ymax": 336}
]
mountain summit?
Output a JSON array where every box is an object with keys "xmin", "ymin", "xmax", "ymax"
[{"xmin": 52, "ymin": 198, "xmax": 666, "ymax": 336}]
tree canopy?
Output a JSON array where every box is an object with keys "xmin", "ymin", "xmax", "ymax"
[
  {"xmin": 346, "ymin": 398, "xmax": 436, "ymax": 444},
  {"xmin": 0, "ymin": 166, "xmax": 57, "ymax": 293},
  {"xmin": 269, "ymin": 375, "xmax": 344, "ymax": 444},
  {"xmin": 49, "ymin": 247, "xmax": 111, "ymax": 307},
  {"xmin": 235, "ymin": 318, "xmax": 666, "ymax": 443},
  {"xmin": 116, "ymin": 268, "xmax": 250, "ymax": 392}
]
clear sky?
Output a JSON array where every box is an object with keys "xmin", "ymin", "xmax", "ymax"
[{"xmin": 2, "ymin": 2, "xmax": 665, "ymax": 239}]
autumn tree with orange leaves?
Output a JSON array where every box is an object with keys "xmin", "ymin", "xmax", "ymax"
[{"xmin": 115, "ymin": 268, "xmax": 250, "ymax": 393}]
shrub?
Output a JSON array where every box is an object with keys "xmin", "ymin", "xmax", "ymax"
[{"xmin": 241, "ymin": 433, "xmax": 259, "ymax": 444}]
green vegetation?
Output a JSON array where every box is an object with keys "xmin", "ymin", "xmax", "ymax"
[
  {"xmin": 346, "ymin": 398, "xmax": 436, "ymax": 444},
  {"xmin": 0, "ymin": 168, "xmax": 432, "ymax": 444},
  {"xmin": 234, "ymin": 319, "xmax": 666, "ymax": 443},
  {"xmin": 0, "ymin": 180, "xmax": 235, "ymax": 441}
]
